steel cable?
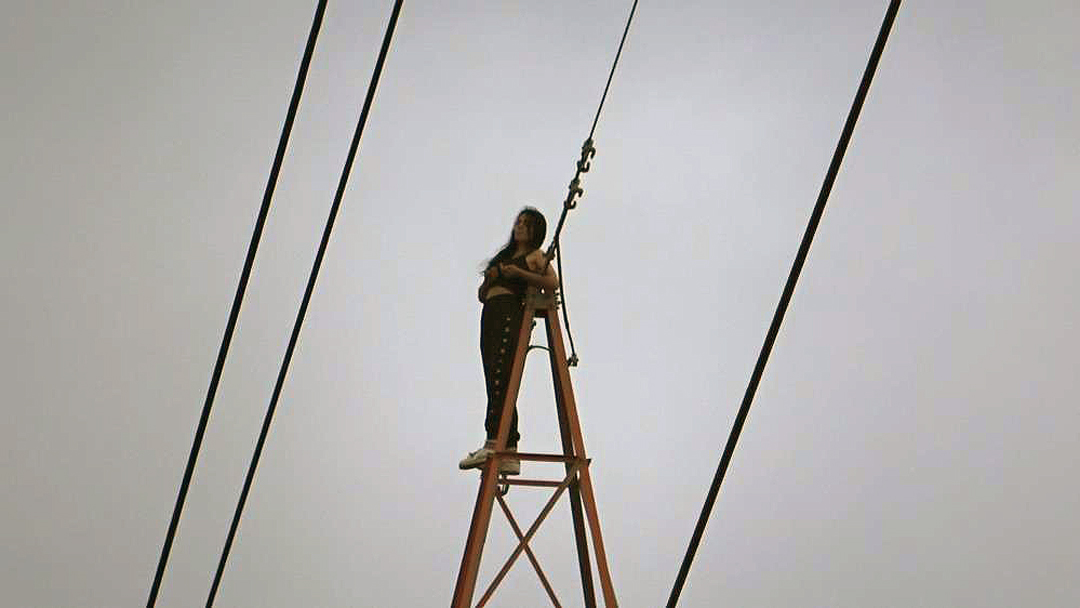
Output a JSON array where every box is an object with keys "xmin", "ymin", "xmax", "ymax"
[
  {"xmin": 547, "ymin": 0, "xmax": 640, "ymax": 366},
  {"xmin": 666, "ymin": 2, "xmax": 903, "ymax": 605},
  {"xmin": 205, "ymin": 1, "xmax": 404, "ymax": 605},
  {"xmin": 145, "ymin": 3, "xmax": 327, "ymax": 605}
]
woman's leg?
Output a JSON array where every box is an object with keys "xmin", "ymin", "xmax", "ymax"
[{"xmin": 481, "ymin": 296, "xmax": 522, "ymax": 448}]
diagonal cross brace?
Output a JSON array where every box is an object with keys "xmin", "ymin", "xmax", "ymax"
[
  {"xmin": 496, "ymin": 494, "xmax": 561, "ymax": 607},
  {"xmin": 475, "ymin": 461, "xmax": 583, "ymax": 607}
]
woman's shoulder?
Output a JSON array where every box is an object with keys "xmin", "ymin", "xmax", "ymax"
[{"xmin": 525, "ymin": 248, "xmax": 547, "ymax": 270}]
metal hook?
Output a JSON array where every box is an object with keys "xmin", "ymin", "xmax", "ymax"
[
  {"xmin": 582, "ymin": 138, "xmax": 596, "ymax": 158},
  {"xmin": 577, "ymin": 138, "xmax": 597, "ymax": 173},
  {"xmin": 565, "ymin": 178, "xmax": 584, "ymax": 209}
]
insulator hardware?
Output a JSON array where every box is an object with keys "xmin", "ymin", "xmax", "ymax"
[
  {"xmin": 563, "ymin": 139, "xmax": 597, "ymax": 210},
  {"xmin": 564, "ymin": 178, "xmax": 584, "ymax": 210},
  {"xmin": 577, "ymin": 138, "xmax": 596, "ymax": 173}
]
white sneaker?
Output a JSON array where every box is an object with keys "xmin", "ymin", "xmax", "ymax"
[
  {"xmin": 459, "ymin": 446, "xmax": 493, "ymax": 470},
  {"xmin": 499, "ymin": 447, "xmax": 520, "ymax": 476}
]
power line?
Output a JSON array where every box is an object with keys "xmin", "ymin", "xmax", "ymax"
[
  {"xmin": 589, "ymin": 0, "xmax": 639, "ymax": 140},
  {"xmin": 547, "ymin": 0, "xmax": 638, "ymax": 256},
  {"xmin": 205, "ymin": 1, "xmax": 404, "ymax": 605},
  {"xmin": 145, "ymin": 3, "xmax": 327, "ymax": 605},
  {"xmin": 548, "ymin": 0, "xmax": 640, "ymax": 366},
  {"xmin": 667, "ymin": 1, "xmax": 903, "ymax": 605}
]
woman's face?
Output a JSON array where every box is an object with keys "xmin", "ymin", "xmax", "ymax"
[{"xmin": 513, "ymin": 214, "xmax": 530, "ymax": 244}]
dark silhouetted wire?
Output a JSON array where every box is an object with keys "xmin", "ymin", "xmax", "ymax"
[
  {"xmin": 145, "ymin": 3, "xmax": 327, "ymax": 606},
  {"xmin": 547, "ymin": 0, "xmax": 638, "ymax": 255},
  {"xmin": 204, "ymin": 1, "xmax": 404, "ymax": 605},
  {"xmin": 667, "ymin": 1, "xmax": 903, "ymax": 605},
  {"xmin": 589, "ymin": 0, "xmax": 638, "ymax": 140},
  {"xmin": 555, "ymin": 244, "xmax": 579, "ymax": 366},
  {"xmin": 547, "ymin": 0, "xmax": 640, "ymax": 366}
]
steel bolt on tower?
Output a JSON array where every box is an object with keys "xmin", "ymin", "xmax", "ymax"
[{"xmin": 452, "ymin": 290, "xmax": 617, "ymax": 607}]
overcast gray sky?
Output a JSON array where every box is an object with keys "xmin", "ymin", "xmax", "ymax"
[{"xmin": 3, "ymin": 1, "xmax": 1078, "ymax": 606}]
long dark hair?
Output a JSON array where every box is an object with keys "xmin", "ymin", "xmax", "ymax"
[{"xmin": 485, "ymin": 206, "xmax": 547, "ymax": 271}]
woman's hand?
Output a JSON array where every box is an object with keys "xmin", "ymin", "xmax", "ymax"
[{"xmin": 499, "ymin": 263, "xmax": 523, "ymax": 278}]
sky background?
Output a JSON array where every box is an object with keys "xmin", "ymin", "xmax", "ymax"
[{"xmin": 3, "ymin": 1, "xmax": 1078, "ymax": 606}]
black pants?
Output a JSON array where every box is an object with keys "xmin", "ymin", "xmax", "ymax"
[{"xmin": 480, "ymin": 293, "xmax": 524, "ymax": 448}]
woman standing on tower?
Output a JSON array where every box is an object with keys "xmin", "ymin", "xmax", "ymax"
[{"xmin": 459, "ymin": 207, "xmax": 558, "ymax": 475}]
